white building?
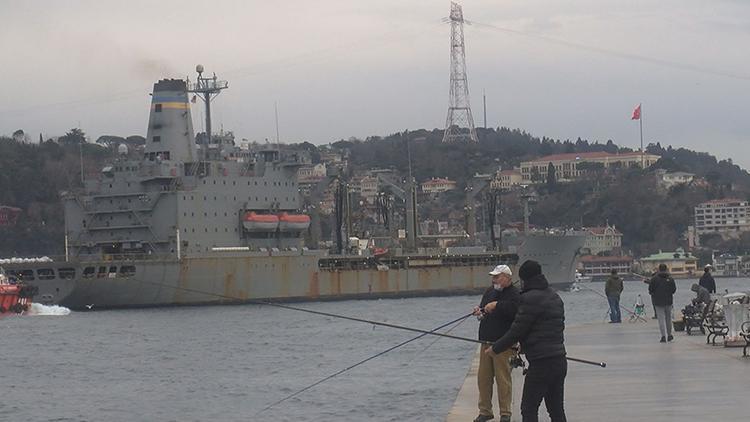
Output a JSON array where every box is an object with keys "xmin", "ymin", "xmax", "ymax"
[
  {"xmin": 490, "ymin": 169, "xmax": 523, "ymax": 190},
  {"xmin": 583, "ymin": 225, "xmax": 623, "ymax": 255},
  {"xmin": 520, "ymin": 151, "xmax": 660, "ymax": 183},
  {"xmin": 660, "ymin": 171, "xmax": 695, "ymax": 188},
  {"xmin": 694, "ymin": 198, "xmax": 750, "ymax": 239},
  {"xmin": 297, "ymin": 163, "xmax": 327, "ymax": 184},
  {"xmin": 421, "ymin": 177, "xmax": 457, "ymax": 194}
]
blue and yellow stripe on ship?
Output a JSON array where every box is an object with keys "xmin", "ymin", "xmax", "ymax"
[{"xmin": 151, "ymin": 96, "xmax": 190, "ymax": 110}]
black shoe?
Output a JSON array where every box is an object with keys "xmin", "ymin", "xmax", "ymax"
[
  {"xmin": 660, "ymin": 337, "xmax": 666, "ymax": 343},
  {"xmin": 667, "ymin": 335, "xmax": 674, "ymax": 342},
  {"xmin": 499, "ymin": 416, "xmax": 511, "ymax": 422},
  {"xmin": 473, "ymin": 415, "xmax": 494, "ymax": 422}
]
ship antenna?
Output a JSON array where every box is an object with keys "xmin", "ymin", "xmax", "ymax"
[
  {"xmin": 188, "ymin": 64, "xmax": 228, "ymax": 161},
  {"xmin": 274, "ymin": 101, "xmax": 281, "ymax": 152}
]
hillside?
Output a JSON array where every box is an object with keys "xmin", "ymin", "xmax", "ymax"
[{"xmin": 1, "ymin": 126, "xmax": 749, "ymax": 258}]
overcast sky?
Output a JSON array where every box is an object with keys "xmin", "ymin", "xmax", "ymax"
[{"xmin": 1, "ymin": 0, "xmax": 749, "ymax": 167}]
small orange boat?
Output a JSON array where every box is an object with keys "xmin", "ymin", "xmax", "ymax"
[{"xmin": 0, "ymin": 271, "xmax": 37, "ymax": 316}]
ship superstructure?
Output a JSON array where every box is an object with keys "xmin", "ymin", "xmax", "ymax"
[{"xmin": 0, "ymin": 68, "xmax": 581, "ymax": 310}]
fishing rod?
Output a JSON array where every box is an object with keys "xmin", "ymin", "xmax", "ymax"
[
  {"xmin": 566, "ymin": 356, "xmax": 606, "ymax": 367},
  {"xmin": 256, "ymin": 312, "xmax": 474, "ymax": 415},
  {"xmin": 131, "ymin": 277, "xmax": 608, "ymax": 367},
  {"xmin": 574, "ymin": 281, "xmax": 649, "ymax": 323},
  {"xmin": 406, "ymin": 312, "xmax": 471, "ymax": 365},
  {"xmin": 133, "ymin": 277, "xmax": 492, "ymax": 345}
]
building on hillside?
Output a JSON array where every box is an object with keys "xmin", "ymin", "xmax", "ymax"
[
  {"xmin": 657, "ymin": 170, "xmax": 695, "ymax": 189},
  {"xmin": 638, "ymin": 248, "xmax": 698, "ymax": 277},
  {"xmin": 320, "ymin": 150, "xmax": 345, "ymax": 164},
  {"xmin": 0, "ymin": 206, "xmax": 22, "ymax": 226},
  {"xmin": 490, "ymin": 168, "xmax": 523, "ymax": 190},
  {"xmin": 694, "ymin": 198, "xmax": 750, "ymax": 239},
  {"xmin": 421, "ymin": 177, "xmax": 457, "ymax": 194},
  {"xmin": 317, "ymin": 190, "xmax": 335, "ymax": 215},
  {"xmin": 520, "ymin": 151, "xmax": 661, "ymax": 183},
  {"xmin": 578, "ymin": 255, "xmax": 633, "ymax": 278},
  {"xmin": 297, "ymin": 163, "xmax": 327, "ymax": 184},
  {"xmin": 358, "ymin": 175, "xmax": 379, "ymax": 205},
  {"xmin": 711, "ymin": 252, "xmax": 740, "ymax": 277},
  {"xmin": 583, "ymin": 225, "xmax": 622, "ymax": 255}
]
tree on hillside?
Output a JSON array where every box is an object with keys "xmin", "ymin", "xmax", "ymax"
[
  {"xmin": 546, "ymin": 162, "xmax": 556, "ymax": 188},
  {"xmin": 58, "ymin": 128, "xmax": 86, "ymax": 146}
]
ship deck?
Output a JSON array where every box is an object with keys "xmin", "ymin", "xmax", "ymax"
[{"xmin": 446, "ymin": 320, "xmax": 749, "ymax": 421}]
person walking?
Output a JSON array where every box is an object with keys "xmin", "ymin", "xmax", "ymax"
[
  {"xmin": 699, "ymin": 265, "xmax": 716, "ymax": 293},
  {"xmin": 472, "ymin": 264, "xmax": 520, "ymax": 422},
  {"xmin": 486, "ymin": 260, "xmax": 567, "ymax": 422},
  {"xmin": 648, "ymin": 264, "xmax": 677, "ymax": 343},
  {"xmin": 605, "ymin": 269, "xmax": 623, "ymax": 323}
]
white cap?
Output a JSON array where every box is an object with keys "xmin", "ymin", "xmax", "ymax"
[{"xmin": 489, "ymin": 264, "xmax": 512, "ymax": 276}]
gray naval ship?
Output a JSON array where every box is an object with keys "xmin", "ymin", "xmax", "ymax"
[{"xmin": 0, "ymin": 67, "xmax": 585, "ymax": 310}]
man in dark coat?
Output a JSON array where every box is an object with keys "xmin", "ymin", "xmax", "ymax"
[
  {"xmin": 699, "ymin": 265, "xmax": 716, "ymax": 293},
  {"xmin": 604, "ymin": 269, "xmax": 624, "ymax": 323},
  {"xmin": 472, "ymin": 264, "xmax": 521, "ymax": 422},
  {"xmin": 648, "ymin": 263, "xmax": 677, "ymax": 343},
  {"xmin": 486, "ymin": 260, "xmax": 567, "ymax": 422}
]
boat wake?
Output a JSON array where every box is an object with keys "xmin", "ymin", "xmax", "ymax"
[{"xmin": 27, "ymin": 303, "xmax": 71, "ymax": 316}]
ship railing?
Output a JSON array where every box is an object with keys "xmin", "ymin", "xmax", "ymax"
[{"xmin": 1, "ymin": 253, "xmax": 178, "ymax": 264}]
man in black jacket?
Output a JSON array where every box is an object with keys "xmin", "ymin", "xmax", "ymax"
[
  {"xmin": 472, "ymin": 264, "xmax": 521, "ymax": 422},
  {"xmin": 649, "ymin": 263, "xmax": 677, "ymax": 343},
  {"xmin": 487, "ymin": 260, "xmax": 567, "ymax": 422},
  {"xmin": 699, "ymin": 265, "xmax": 716, "ymax": 293}
]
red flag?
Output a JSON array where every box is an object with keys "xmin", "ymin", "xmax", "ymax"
[{"xmin": 631, "ymin": 104, "xmax": 641, "ymax": 120}]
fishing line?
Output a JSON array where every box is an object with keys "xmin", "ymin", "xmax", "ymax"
[
  {"xmin": 256, "ymin": 312, "xmax": 474, "ymax": 415},
  {"xmin": 132, "ymin": 276, "xmax": 490, "ymax": 345},
  {"xmin": 127, "ymin": 276, "xmax": 608, "ymax": 367},
  {"xmin": 406, "ymin": 313, "xmax": 471, "ymax": 365}
]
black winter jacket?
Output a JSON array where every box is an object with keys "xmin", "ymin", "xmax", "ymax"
[
  {"xmin": 699, "ymin": 272, "xmax": 716, "ymax": 293},
  {"xmin": 648, "ymin": 271, "xmax": 677, "ymax": 306},
  {"xmin": 491, "ymin": 274, "xmax": 566, "ymax": 362},
  {"xmin": 478, "ymin": 285, "xmax": 520, "ymax": 342}
]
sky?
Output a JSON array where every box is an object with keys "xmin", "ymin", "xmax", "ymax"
[{"xmin": 1, "ymin": 0, "xmax": 749, "ymax": 167}]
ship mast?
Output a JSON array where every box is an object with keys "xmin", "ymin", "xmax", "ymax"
[{"xmin": 188, "ymin": 64, "xmax": 228, "ymax": 161}]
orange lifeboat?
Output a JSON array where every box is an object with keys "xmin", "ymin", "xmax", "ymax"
[
  {"xmin": 242, "ymin": 212, "xmax": 280, "ymax": 231},
  {"xmin": 0, "ymin": 273, "xmax": 36, "ymax": 316},
  {"xmin": 278, "ymin": 213, "xmax": 311, "ymax": 231}
]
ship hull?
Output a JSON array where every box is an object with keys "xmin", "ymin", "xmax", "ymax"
[
  {"xmin": 509, "ymin": 232, "xmax": 587, "ymax": 291},
  {"xmin": 1, "ymin": 234, "xmax": 585, "ymax": 310},
  {"xmin": 2, "ymin": 252, "xmax": 513, "ymax": 310}
]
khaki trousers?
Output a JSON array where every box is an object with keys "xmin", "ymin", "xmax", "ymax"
[{"xmin": 478, "ymin": 344, "xmax": 514, "ymax": 417}]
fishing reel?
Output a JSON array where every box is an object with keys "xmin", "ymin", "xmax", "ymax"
[{"xmin": 509, "ymin": 352, "xmax": 527, "ymax": 375}]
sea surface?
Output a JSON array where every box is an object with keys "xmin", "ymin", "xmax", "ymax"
[{"xmin": 3, "ymin": 277, "xmax": 748, "ymax": 421}]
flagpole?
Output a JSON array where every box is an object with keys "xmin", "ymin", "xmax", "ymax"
[{"xmin": 639, "ymin": 103, "xmax": 644, "ymax": 168}]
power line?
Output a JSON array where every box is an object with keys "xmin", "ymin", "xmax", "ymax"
[{"xmin": 468, "ymin": 20, "xmax": 750, "ymax": 82}]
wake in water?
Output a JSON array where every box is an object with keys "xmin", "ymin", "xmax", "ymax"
[{"xmin": 26, "ymin": 303, "xmax": 71, "ymax": 316}]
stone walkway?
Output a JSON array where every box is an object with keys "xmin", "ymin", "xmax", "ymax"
[{"xmin": 446, "ymin": 320, "xmax": 749, "ymax": 421}]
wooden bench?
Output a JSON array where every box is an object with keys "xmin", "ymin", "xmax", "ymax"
[{"xmin": 703, "ymin": 300, "xmax": 728, "ymax": 346}]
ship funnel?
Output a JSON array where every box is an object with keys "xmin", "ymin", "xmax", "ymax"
[{"xmin": 144, "ymin": 79, "xmax": 198, "ymax": 163}]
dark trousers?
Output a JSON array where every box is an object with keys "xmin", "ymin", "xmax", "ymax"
[
  {"xmin": 521, "ymin": 355, "xmax": 567, "ymax": 422},
  {"xmin": 607, "ymin": 295, "xmax": 621, "ymax": 322}
]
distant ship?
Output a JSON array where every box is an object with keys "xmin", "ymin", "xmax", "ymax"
[
  {"xmin": 0, "ymin": 68, "xmax": 583, "ymax": 310},
  {"xmin": 503, "ymin": 229, "xmax": 587, "ymax": 291}
]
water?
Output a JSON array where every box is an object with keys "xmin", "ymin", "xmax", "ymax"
[{"xmin": 2, "ymin": 278, "xmax": 748, "ymax": 421}]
